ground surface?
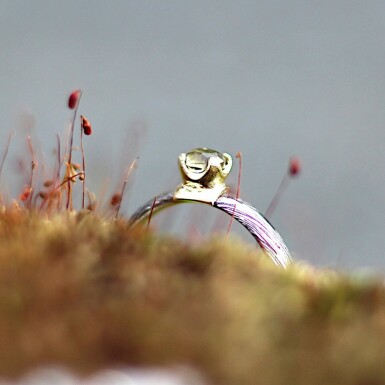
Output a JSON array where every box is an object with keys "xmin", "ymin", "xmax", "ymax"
[{"xmin": 0, "ymin": 208, "xmax": 384, "ymax": 385}]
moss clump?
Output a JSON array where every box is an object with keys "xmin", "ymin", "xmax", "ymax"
[{"xmin": 0, "ymin": 208, "xmax": 384, "ymax": 385}]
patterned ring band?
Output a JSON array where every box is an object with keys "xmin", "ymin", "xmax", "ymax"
[{"xmin": 128, "ymin": 148, "xmax": 292, "ymax": 269}]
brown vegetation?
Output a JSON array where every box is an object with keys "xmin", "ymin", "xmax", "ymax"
[{"xmin": 0, "ymin": 208, "xmax": 384, "ymax": 384}]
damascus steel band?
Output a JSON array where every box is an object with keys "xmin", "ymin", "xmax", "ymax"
[{"xmin": 128, "ymin": 192, "xmax": 291, "ymax": 269}]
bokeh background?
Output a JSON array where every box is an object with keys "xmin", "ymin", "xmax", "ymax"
[{"xmin": 1, "ymin": 0, "xmax": 385, "ymax": 270}]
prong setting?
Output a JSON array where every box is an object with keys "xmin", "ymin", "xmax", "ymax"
[{"xmin": 174, "ymin": 148, "xmax": 233, "ymax": 204}]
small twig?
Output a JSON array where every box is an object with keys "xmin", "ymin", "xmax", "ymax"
[
  {"xmin": 115, "ymin": 157, "xmax": 138, "ymax": 218},
  {"xmin": 86, "ymin": 190, "xmax": 96, "ymax": 211},
  {"xmin": 66, "ymin": 90, "xmax": 82, "ymax": 210},
  {"xmin": 79, "ymin": 115, "xmax": 92, "ymax": 210},
  {"xmin": 265, "ymin": 156, "xmax": 301, "ymax": 219},
  {"xmin": 265, "ymin": 175, "xmax": 289, "ymax": 219},
  {"xmin": 40, "ymin": 171, "xmax": 84, "ymax": 210},
  {"xmin": 27, "ymin": 136, "xmax": 37, "ymax": 208},
  {"xmin": 80, "ymin": 127, "xmax": 86, "ymax": 210},
  {"xmin": 55, "ymin": 134, "xmax": 61, "ymax": 184},
  {"xmin": 147, "ymin": 196, "xmax": 157, "ymax": 230},
  {"xmin": 57, "ymin": 172, "xmax": 84, "ymax": 189},
  {"xmin": 227, "ymin": 152, "xmax": 242, "ymax": 235},
  {"xmin": 0, "ymin": 131, "xmax": 14, "ymax": 186}
]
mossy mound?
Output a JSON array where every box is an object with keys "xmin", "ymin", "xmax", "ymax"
[{"xmin": 0, "ymin": 208, "xmax": 384, "ymax": 385}]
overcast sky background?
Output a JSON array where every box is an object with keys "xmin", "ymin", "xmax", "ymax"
[{"xmin": 2, "ymin": 1, "xmax": 385, "ymax": 271}]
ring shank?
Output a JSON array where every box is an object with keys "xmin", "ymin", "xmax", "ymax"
[
  {"xmin": 128, "ymin": 192, "xmax": 291, "ymax": 269},
  {"xmin": 214, "ymin": 195, "xmax": 291, "ymax": 268}
]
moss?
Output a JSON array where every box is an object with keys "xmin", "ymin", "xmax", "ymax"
[{"xmin": 0, "ymin": 207, "xmax": 384, "ymax": 384}]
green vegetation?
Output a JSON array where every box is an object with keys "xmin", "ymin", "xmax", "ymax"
[{"xmin": 0, "ymin": 207, "xmax": 384, "ymax": 385}]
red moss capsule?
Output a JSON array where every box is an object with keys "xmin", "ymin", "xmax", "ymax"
[
  {"xmin": 87, "ymin": 202, "xmax": 96, "ymax": 211},
  {"xmin": 289, "ymin": 157, "xmax": 301, "ymax": 177},
  {"xmin": 68, "ymin": 89, "xmax": 82, "ymax": 109},
  {"xmin": 38, "ymin": 191, "xmax": 47, "ymax": 199},
  {"xmin": 81, "ymin": 115, "xmax": 92, "ymax": 135},
  {"xmin": 43, "ymin": 180, "xmax": 53, "ymax": 188},
  {"xmin": 20, "ymin": 186, "xmax": 32, "ymax": 202},
  {"xmin": 110, "ymin": 193, "xmax": 121, "ymax": 206}
]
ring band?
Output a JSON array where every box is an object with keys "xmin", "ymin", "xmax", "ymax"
[{"xmin": 128, "ymin": 148, "xmax": 292, "ymax": 269}]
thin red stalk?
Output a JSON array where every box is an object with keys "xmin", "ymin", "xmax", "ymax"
[
  {"xmin": 226, "ymin": 152, "xmax": 242, "ymax": 235},
  {"xmin": 147, "ymin": 196, "xmax": 157, "ymax": 230},
  {"xmin": 80, "ymin": 128, "xmax": 86, "ymax": 210},
  {"xmin": 55, "ymin": 134, "xmax": 61, "ymax": 184},
  {"xmin": 115, "ymin": 158, "xmax": 138, "ymax": 218},
  {"xmin": 40, "ymin": 172, "xmax": 84, "ymax": 210},
  {"xmin": 0, "ymin": 131, "xmax": 14, "ymax": 186},
  {"xmin": 46, "ymin": 134, "xmax": 62, "ymax": 211},
  {"xmin": 265, "ymin": 174, "xmax": 289, "ymax": 219},
  {"xmin": 86, "ymin": 190, "xmax": 96, "ymax": 211},
  {"xmin": 66, "ymin": 91, "xmax": 82, "ymax": 209},
  {"xmin": 33, "ymin": 192, "xmax": 39, "ymax": 207},
  {"xmin": 27, "ymin": 136, "xmax": 37, "ymax": 208},
  {"xmin": 57, "ymin": 172, "xmax": 83, "ymax": 188}
]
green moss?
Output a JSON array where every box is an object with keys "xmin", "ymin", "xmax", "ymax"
[{"xmin": 0, "ymin": 208, "xmax": 384, "ymax": 384}]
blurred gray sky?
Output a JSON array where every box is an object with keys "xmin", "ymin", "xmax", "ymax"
[{"xmin": 1, "ymin": 0, "xmax": 385, "ymax": 270}]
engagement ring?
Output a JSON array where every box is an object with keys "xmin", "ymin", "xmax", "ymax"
[{"xmin": 129, "ymin": 148, "xmax": 292, "ymax": 268}]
